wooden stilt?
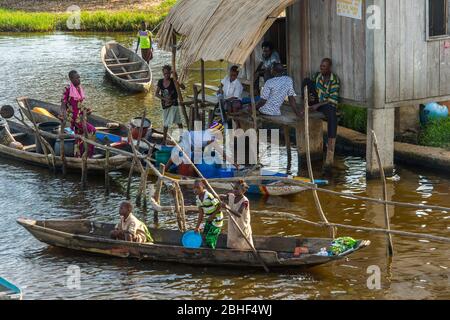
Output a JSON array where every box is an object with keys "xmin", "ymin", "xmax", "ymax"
[
  {"xmin": 59, "ymin": 115, "xmax": 67, "ymax": 176},
  {"xmin": 371, "ymin": 130, "xmax": 394, "ymax": 256},
  {"xmin": 126, "ymin": 111, "xmax": 147, "ymax": 199},
  {"xmin": 81, "ymin": 104, "xmax": 89, "ymax": 190},
  {"xmin": 104, "ymin": 146, "xmax": 110, "ymax": 196},
  {"xmin": 284, "ymin": 126, "xmax": 292, "ymax": 168}
]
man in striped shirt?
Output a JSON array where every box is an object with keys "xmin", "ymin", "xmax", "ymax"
[
  {"xmin": 194, "ymin": 180, "xmax": 224, "ymax": 249},
  {"xmin": 302, "ymin": 58, "xmax": 340, "ymax": 169}
]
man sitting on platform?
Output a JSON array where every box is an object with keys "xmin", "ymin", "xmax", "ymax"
[
  {"xmin": 218, "ymin": 65, "xmax": 243, "ymax": 114},
  {"xmin": 302, "ymin": 58, "xmax": 340, "ymax": 169},
  {"xmin": 255, "ymin": 63, "xmax": 301, "ymax": 118}
]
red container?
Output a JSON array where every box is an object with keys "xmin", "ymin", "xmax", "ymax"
[{"xmin": 130, "ymin": 117, "xmax": 151, "ymax": 140}]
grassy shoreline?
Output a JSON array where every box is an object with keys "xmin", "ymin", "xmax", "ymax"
[{"xmin": 0, "ymin": 0, "xmax": 175, "ymax": 32}]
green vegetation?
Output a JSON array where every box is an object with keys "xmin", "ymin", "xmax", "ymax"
[
  {"xmin": 338, "ymin": 104, "xmax": 367, "ymax": 134},
  {"xmin": 0, "ymin": 0, "xmax": 176, "ymax": 32},
  {"xmin": 419, "ymin": 118, "xmax": 450, "ymax": 150}
]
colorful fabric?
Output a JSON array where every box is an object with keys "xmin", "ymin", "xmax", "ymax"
[
  {"xmin": 330, "ymin": 237, "xmax": 358, "ymax": 255},
  {"xmin": 203, "ymin": 222, "xmax": 221, "ymax": 249},
  {"xmin": 62, "ymin": 85, "xmax": 96, "ymax": 158},
  {"xmin": 312, "ymin": 72, "xmax": 340, "ymax": 106},
  {"xmin": 196, "ymin": 191, "xmax": 224, "ymax": 228},
  {"xmin": 138, "ymin": 30, "xmax": 152, "ymax": 49},
  {"xmin": 259, "ymin": 75, "xmax": 297, "ymax": 116},
  {"xmin": 69, "ymin": 83, "xmax": 85, "ymax": 101}
]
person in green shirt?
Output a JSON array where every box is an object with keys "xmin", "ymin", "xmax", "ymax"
[
  {"xmin": 135, "ymin": 21, "xmax": 153, "ymax": 64},
  {"xmin": 194, "ymin": 180, "xmax": 224, "ymax": 249}
]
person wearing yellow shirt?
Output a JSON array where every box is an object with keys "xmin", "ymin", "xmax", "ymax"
[{"xmin": 135, "ymin": 21, "xmax": 153, "ymax": 64}]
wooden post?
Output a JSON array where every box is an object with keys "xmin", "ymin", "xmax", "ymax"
[
  {"xmin": 81, "ymin": 104, "xmax": 89, "ymax": 190},
  {"xmin": 200, "ymin": 59, "xmax": 206, "ymax": 103},
  {"xmin": 192, "ymin": 85, "xmax": 199, "ymax": 130},
  {"xmin": 23, "ymin": 99, "xmax": 52, "ymax": 170},
  {"xmin": 153, "ymin": 163, "xmax": 165, "ymax": 224},
  {"xmin": 59, "ymin": 115, "xmax": 67, "ymax": 176},
  {"xmin": 284, "ymin": 126, "xmax": 292, "ymax": 168},
  {"xmin": 249, "ymin": 51, "xmax": 259, "ymax": 163},
  {"xmin": 171, "ymin": 32, "xmax": 189, "ymax": 127},
  {"xmin": 304, "ymin": 87, "xmax": 335, "ymax": 239},
  {"xmin": 126, "ymin": 111, "xmax": 146, "ymax": 199},
  {"xmin": 104, "ymin": 145, "xmax": 110, "ymax": 195},
  {"xmin": 371, "ymin": 130, "xmax": 394, "ymax": 256}
]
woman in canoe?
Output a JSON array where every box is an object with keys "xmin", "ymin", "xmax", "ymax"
[
  {"xmin": 222, "ymin": 180, "xmax": 254, "ymax": 250},
  {"xmin": 60, "ymin": 70, "xmax": 96, "ymax": 158}
]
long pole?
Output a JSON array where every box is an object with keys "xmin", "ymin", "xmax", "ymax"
[
  {"xmin": 166, "ymin": 132, "xmax": 270, "ymax": 273},
  {"xmin": 172, "ymin": 32, "xmax": 189, "ymax": 127},
  {"xmin": 371, "ymin": 130, "xmax": 394, "ymax": 256},
  {"xmin": 304, "ymin": 87, "xmax": 335, "ymax": 239}
]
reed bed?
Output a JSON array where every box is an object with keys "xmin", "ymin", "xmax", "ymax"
[{"xmin": 0, "ymin": 0, "xmax": 176, "ymax": 32}]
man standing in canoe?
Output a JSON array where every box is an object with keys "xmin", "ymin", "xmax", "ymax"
[
  {"xmin": 60, "ymin": 70, "xmax": 96, "ymax": 158},
  {"xmin": 194, "ymin": 180, "xmax": 224, "ymax": 249},
  {"xmin": 135, "ymin": 21, "xmax": 153, "ymax": 64}
]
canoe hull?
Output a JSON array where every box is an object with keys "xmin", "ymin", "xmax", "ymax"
[
  {"xmin": 0, "ymin": 120, "xmax": 129, "ymax": 173},
  {"xmin": 101, "ymin": 41, "xmax": 152, "ymax": 93},
  {"xmin": 18, "ymin": 218, "xmax": 370, "ymax": 270}
]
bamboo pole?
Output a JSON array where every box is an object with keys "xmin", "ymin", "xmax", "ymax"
[
  {"xmin": 172, "ymin": 32, "xmax": 189, "ymax": 127},
  {"xmin": 372, "ymin": 130, "xmax": 394, "ymax": 256},
  {"xmin": 304, "ymin": 87, "xmax": 335, "ymax": 239},
  {"xmin": 166, "ymin": 132, "xmax": 270, "ymax": 273}
]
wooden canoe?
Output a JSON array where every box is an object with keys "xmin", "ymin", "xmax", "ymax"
[
  {"xmin": 101, "ymin": 41, "xmax": 153, "ymax": 93},
  {"xmin": 0, "ymin": 120, "xmax": 130, "ymax": 172},
  {"xmin": 18, "ymin": 218, "xmax": 370, "ymax": 270},
  {"xmin": 16, "ymin": 97, "xmax": 129, "ymax": 136},
  {"xmin": 0, "ymin": 277, "xmax": 22, "ymax": 300}
]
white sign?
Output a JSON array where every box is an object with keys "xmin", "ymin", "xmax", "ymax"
[{"xmin": 337, "ymin": 0, "xmax": 363, "ymax": 20}]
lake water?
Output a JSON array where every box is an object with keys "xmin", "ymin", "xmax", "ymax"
[{"xmin": 0, "ymin": 32, "xmax": 448, "ymax": 300}]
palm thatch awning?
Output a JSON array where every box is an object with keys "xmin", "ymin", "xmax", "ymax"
[{"xmin": 157, "ymin": 0, "xmax": 296, "ymax": 77}]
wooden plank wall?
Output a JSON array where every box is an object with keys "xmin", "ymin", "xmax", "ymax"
[
  {"xmin": 287, "ymin": 0, "xmax": 367, "ymax": 102},
  {"xmin": 386, "ymin": 0, "xmax": 450, "ymax": 103}
]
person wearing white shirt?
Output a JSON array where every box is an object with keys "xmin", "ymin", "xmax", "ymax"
[{"xmin": 218, "ymin": 66, "xmax": 243, "ymax": 113}]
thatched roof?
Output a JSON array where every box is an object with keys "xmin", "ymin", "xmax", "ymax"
[{"xmin": 157, "ymin": 0, "xmax": 296, "ymax": 77}]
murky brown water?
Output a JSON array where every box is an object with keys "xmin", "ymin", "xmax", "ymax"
[{"xmin": 0, "ymin": 33, "xmax": 449, "ymax": 300}]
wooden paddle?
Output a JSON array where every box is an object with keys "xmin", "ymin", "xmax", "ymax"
[{"xmin": 167, "ymin": 132, "xmax": 270, "ymax": 273}]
